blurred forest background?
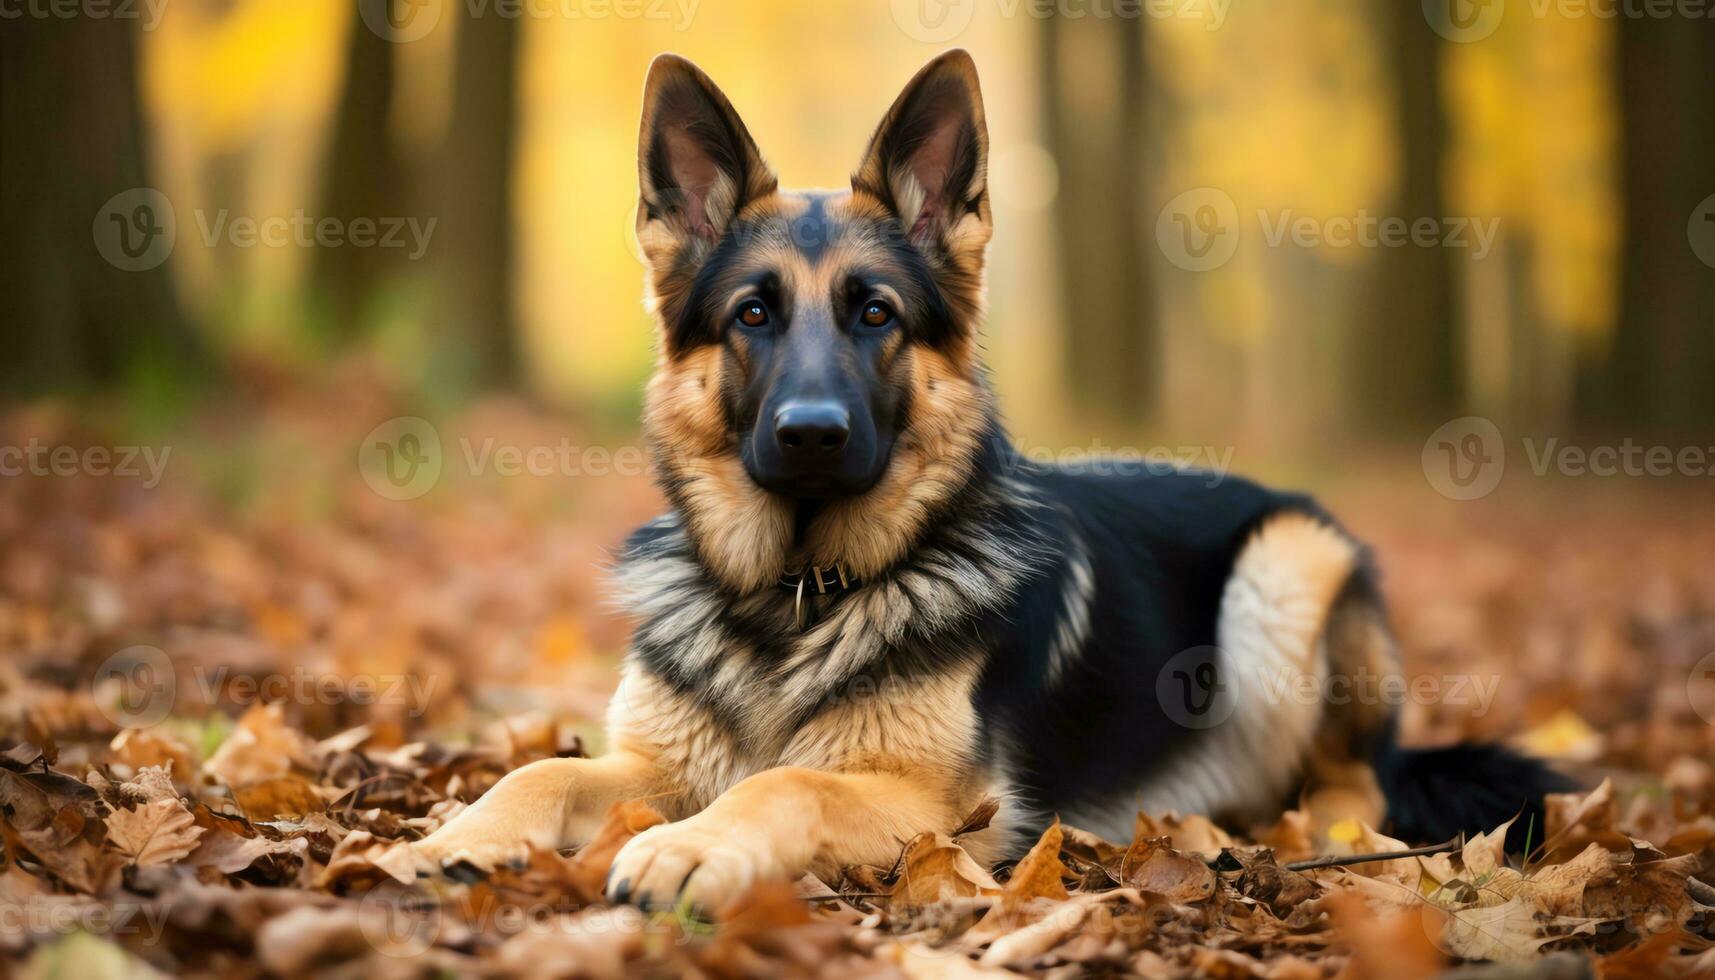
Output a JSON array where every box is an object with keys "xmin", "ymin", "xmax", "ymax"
[
  {"xmin": 4, "ymin": 6, "xmax": 1715, "ymax": 974},
  {"xmin": 5, "ymin": 0, "xmax": 1713, "ymax": 449},
  {"xmin": 4, "ymin": 0, "xmax": 1715, "ymax": 737}
]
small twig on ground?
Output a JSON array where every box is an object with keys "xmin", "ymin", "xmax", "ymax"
[{"xmin": 1283, "ymin": 838, "xmax": 1462, "ymax": 873}]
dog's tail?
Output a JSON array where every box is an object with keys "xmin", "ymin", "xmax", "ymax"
[{"xmin": 1373, "ymin": 721, "xmax": 1576, "ymax": 851}]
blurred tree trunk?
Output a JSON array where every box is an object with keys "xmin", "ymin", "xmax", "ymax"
[
  {"xmin": 431, "ymin": 5, "xmax": 522, "ymax": 390},
  {"xmin": 316, "ymin": 6, "xmax": 406, "ymax": 334},
  {"xmin": 1579, "ymin": 17, "xmax": 1715, "ymax": 433},
  {"xmin": 1348, "ymin": 3, "xmax": 1457, "ymax": 432},
  {"xmin": 0, "ymin": 15, "xmax": 201, "ymax": 397},
  {"xmin": 1040, "ymin": 13, "xmax": 1154, "ymax": 424}
]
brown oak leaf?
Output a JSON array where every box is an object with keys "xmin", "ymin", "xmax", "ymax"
[{"xmin": 105, "ymin": 797, "xmax": 205, "ymax": 868}]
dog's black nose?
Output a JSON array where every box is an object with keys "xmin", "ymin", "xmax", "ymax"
[{"xmin": 774, "ymin": 402, "xmax": 850, "ymax": 463}]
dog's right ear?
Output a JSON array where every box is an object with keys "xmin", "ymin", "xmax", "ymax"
[{"xmin": 636, "ymin": 55, "xmax": 776, "ymax": 269}]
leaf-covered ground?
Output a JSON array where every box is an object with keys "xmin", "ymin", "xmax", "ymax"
[{"xmin": 2, "ymin": 392, "xmax": 1713, "ymax": 978}]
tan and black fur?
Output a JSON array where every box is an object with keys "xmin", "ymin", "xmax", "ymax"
[{"xmin": 412, "ymin": 50, "xmax": 1568, "ymax": 910}]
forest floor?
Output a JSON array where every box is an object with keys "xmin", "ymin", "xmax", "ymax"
[{"xmin": 2, "ymin": 385, "xmax": 1714, "ymax": 978}]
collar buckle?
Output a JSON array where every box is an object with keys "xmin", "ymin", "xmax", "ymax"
[{"xmin": 780, "ymin": 563, "xmax": 859, "ymax": 630}]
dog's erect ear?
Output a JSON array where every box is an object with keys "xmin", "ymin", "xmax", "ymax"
[
  {"xmin": 637, "ymin": 54, "xmax": 776, "ymax": 251},
  {"xmin": 854, "ymin": 50, "xmax": 991, "ymax": 259}
]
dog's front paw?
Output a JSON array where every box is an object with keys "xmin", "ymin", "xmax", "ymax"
[
  {"xmin": 604, "ymin": 821, "xmax": 781, "ymax": 912},
  {"xmin": 410, "ymin": 830, "xmax": 531, "ymax": 881}
]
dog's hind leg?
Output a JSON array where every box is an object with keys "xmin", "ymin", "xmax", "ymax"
[
  {"xmin": 411, "ymin": 751, "xmax": 663, "ymax": 874},
  {"xmin": 1301, "ymin": 571, "xmax": 1397, "ymax": 834},
  {"xmin": 1204, "ymin": 512, "xmax": 1368, "ymax": 830},
  {"xmin": 1292, "ymin": 527, "xmax": 1572, "ymax": 846}
]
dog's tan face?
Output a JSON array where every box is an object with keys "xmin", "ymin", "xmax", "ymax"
[{"xmin": 634, "ymin": 51, "xmax": 997, "ymax": 591}]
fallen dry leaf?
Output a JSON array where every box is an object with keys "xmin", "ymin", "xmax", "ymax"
[
  {"xmin": 5, "ymin": 398, "xmax": 1714, "ymax": 978},
  {"xmin": 189, "ymin": 826, "xmax": 310, "ymax": 876},
  {"xmin": 563, "ymin": 799, "xmax": 667, "ymax": 898},
  {"xmin": 963, "ymin": 820, "xmax": 1071, "ymax": 947},
  {"xmin": 1230, "ymin": 848, "xmax": 1320, "ymax": 919},
  {"xmin": 1537, "ymin": 778, "xmax": 1628, "ymax": 863},
  {"xmin": 1434, "ymin": 895, "xmax": 1600, "ymax": 962},
  {"xmin": 105, "ymin": 797, "xmax": 205, "ymax": 868},
  {"xmin": 1135, "ymin": 809, "xmax": 1235, "ymax": 860},
  {"xmin": 1460, "ymin": 815, "xmax": 1517, "ymax": 878},
  {"xmin": 231, "ymin": 775, "xmax": 326, "ymax": 820},
  {"xmin": 1119, "ymin": 836, "xmax": 1217, "ymax": 904},
  {"xmin": 898, "ymin": 832, "xmax": 1002, "ymax": 905},
  {"xmin": 114, "ymin": 764, "xmax": 180, "ymax": 807},
  {"xmin": 317, "ymin": 830, "xmax": 417, "ymax": 889},
  {"xmin": 999, "ymin": 819, "xmax": 1070, "ymax": 908},
  {"xmin": 1326, "ymin": 889, "xmax": 1443, "ymax": 980},
  {"xmin": 202, "ymin": 703, "xmax": 317, "ymax": 788},
  {"xmin": 109, "ymin": 728, "xmax": 196, "ymax": 775},
  {"xmin": 1251, "ymin": 809, "xmax": 1318, "ymax": 864}
]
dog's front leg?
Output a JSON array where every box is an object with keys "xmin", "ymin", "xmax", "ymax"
[
  {"xmin": 605, "ymin": 765, "xmax": 953, "ymax": 910},
  {"xmin": 412, "ymin": 751, "xmax": 662, "ymax": 873}
]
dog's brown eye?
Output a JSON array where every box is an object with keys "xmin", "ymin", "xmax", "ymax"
[
  {"xmin": 860, "ymin": 302, "xmax": 892, "ymax": 328},
  {"xmin": 737, "ymin": 301, "xmax": 768, "ymax": 328}
]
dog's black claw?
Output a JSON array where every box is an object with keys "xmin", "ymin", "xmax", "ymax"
[
  {"xmin": 444, "ymin": 860, "xmax": 486, "ymax": 885},
  {"xmin": 610, "ymin": 877, "xmax": 632, "ymax": 904},
  {"xmin": 635, "ymin": 890, "xmax": 653, "ymax": 909},
  {"xmin": 674, "ymin": 867, "xmax": 698, "ymax": 905}
]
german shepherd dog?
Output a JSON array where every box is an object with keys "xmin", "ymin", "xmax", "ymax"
[{"xmin": 413, "ymin": 50, "xmax": 1568, "ymax": 908}]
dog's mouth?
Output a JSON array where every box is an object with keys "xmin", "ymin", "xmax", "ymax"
[
  {"xmin": 741, "ymin": 424, "xmax": 892, "ymax": 501},
  {"xmin": 745, "ymin": 464, "xmax": 884, "ymax": 502}
]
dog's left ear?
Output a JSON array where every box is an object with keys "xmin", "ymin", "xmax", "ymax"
[{"xmin": 854, "ymin": 50, "xmax": 991, "ymax": 264}]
